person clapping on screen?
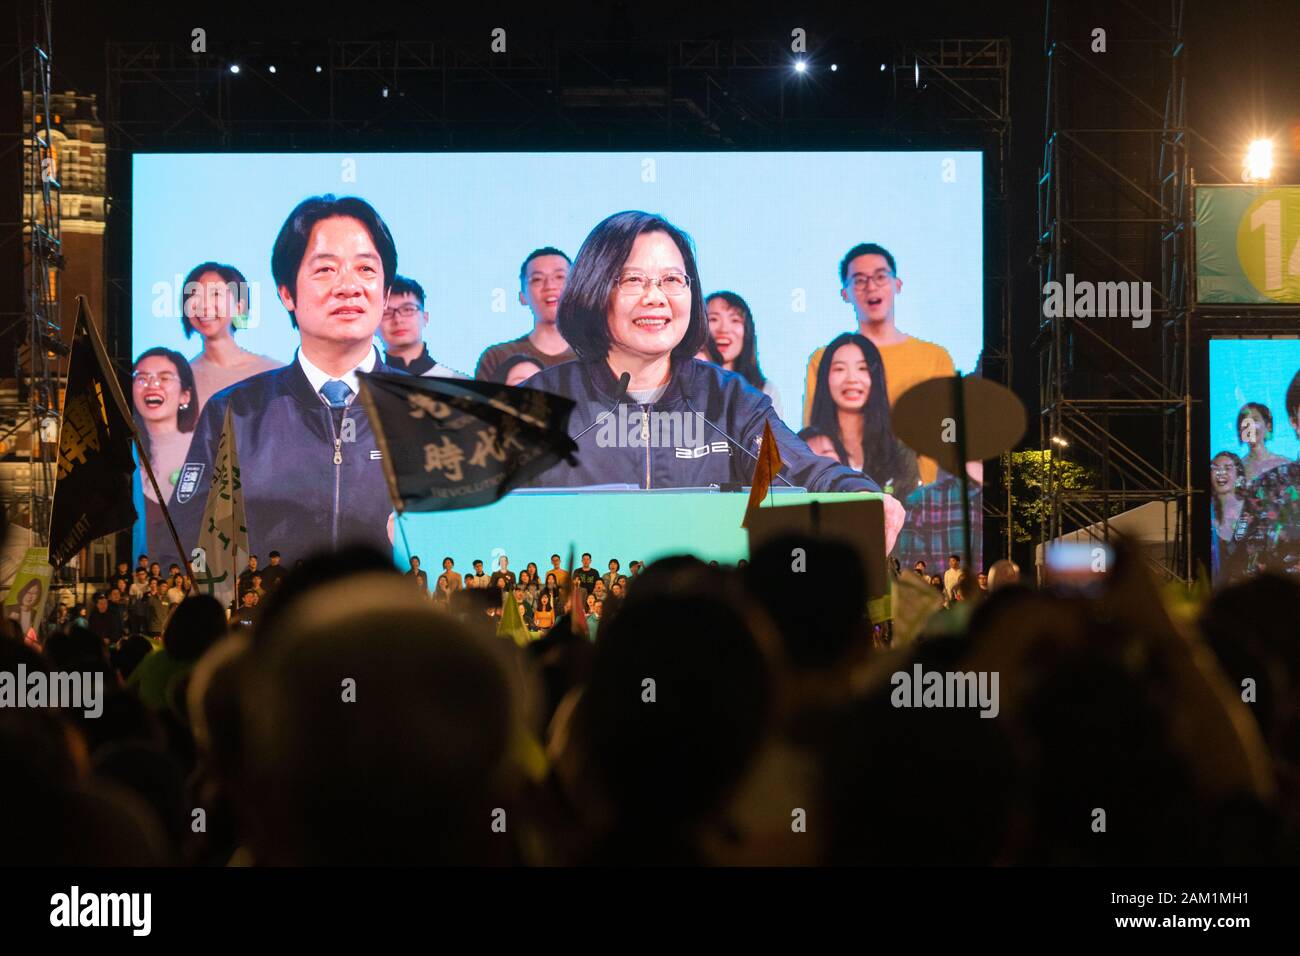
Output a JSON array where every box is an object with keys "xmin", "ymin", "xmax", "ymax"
[{"xmin": 524, "ymin": 210, "xmax": 904, "ymax": 550}]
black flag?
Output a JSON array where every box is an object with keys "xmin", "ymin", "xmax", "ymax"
[
  {"xmin": 49, "ymin": 303, "xmax": 139, "ymax": 566},
  {"xmin": 356, "ymin": 372, "xmax": 579, "ymax": 512}
]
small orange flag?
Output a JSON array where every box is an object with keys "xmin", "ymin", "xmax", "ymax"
[
  {"xmin": 742, "ymin": 419, "xmax": 783, "ymax": 528},
  {"xmin": 570, "ymin": 585, "xmax": 588, "ymax": 637}
]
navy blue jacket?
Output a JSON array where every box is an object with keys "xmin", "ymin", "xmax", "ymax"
[
  {"xmin": 525, "ymin": 358, "xmax": 881, "ymax": 493},
  {"xmin": 172, "ymin": 357, "xmax": 397, "ymax": 561}
]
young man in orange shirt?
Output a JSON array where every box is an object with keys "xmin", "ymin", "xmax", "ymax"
[{"xmin": 803, "ymin": 243, "xmax": 954, "ymax": 484}]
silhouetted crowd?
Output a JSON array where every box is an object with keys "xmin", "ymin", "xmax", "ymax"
[{"xmin": 3, "ymin": 534, "xmax": 1297, "ymax": 865}]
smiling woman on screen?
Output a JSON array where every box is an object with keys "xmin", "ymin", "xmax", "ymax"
[
  {"xmin": 703, "ymin": 290, "xmax": 783, "ymax": 420},
  {"xmin": 132, "ymin": 347, "xmax": 199, "ymax": 568},
  {"xmin": 524, "ymin": 210, "xmax": 904, "ymax": 550},
  {"xmin": 807, "ymin": 332, "xmax": 919, "ymax": 499},
  {"xmin": 132, "ymin": 347, "xmax": 199, "ymax": 506},
  {"xmin": 180, "ymin": 261, "xmax": 283, "ymax": 413}
]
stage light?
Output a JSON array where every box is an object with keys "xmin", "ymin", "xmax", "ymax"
[
  {"xmin": 315, "ymin": 65, "xmax": 323, "ymax": 74},
  {"xmin": 914, "ymin": 62, "xmax": 920, "ymax": 88},
  {"xmin": 268, "ymin": 65, "xmax": 277, "ymax": 74},
  {"xmin": 793, "ymin": 60, "xmax": 807, "ymax": 73},
  {"xmin": 1051, "ymin": 436, "xmax": 1069, "ymax": 448},
  {"xmin": 830, "ymin": 63, "xmax": 838, "ymax": 72},
  {"xmin": 880, "ymin": 63, "xmax": 886, "ymax": 71},
  {"xmin": 229, "ymin": 64, "xmax": 240, "ymax": 75},
  {"xmin": 382, "ymin": 87, "xmax": 390, "ymax": 98},
  {"xmin": 1243, "ymin": 139, "xmax": 1274, "ymax": 183}
]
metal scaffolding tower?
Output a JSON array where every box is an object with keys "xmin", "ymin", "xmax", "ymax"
[
  {"xmin": 1037, "ymin": 0, "xmax": 1191, "ymax": 581},
  {"xmin": 8, "ymin": 0, "xmax": 63, "ymax": 545},
  {"xmin": 894, "ymin": 38, "xmax": 1014, "ymax": 558}
]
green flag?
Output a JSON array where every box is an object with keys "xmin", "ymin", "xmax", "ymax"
[
  {"xmin": 891, "ymin": 571, "xmax": 944, "ymax": 647},
  {"xmin": 497, "ymin": 591, "xmax": 531, "ymax": 647},
  {"xmin": 193, "ymin": 406, "xmax": 248, "ymax": 609}
]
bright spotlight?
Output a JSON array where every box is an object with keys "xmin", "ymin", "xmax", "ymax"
[
  {"xmin": 830, "ymin": 63, "xmax": 838, "ymax": 72},
  {"xmin": 1051, "ymin": 436, "xmax": 1069, "ymax": 448},
  {"xmin": 268, "ymin": 65, "xmax": 277, "ymax": 74},
  {"xmin": 229, "ymin": 64, "xmax": 240, "ymax": 75},
  {"xmin": 793, "ymin": 60, "xmax": 807, "ymax": 73},
  {"xmin": 315, "ymin": 65, "xmax": 323, "ymax": 74},
  {"xmin": 382, "ymin": 87, "xmax": 390, "ymax": 98},
  {"xmin": 1244, "ymin": 139, "xmax": 1274, "ymax": 183}
]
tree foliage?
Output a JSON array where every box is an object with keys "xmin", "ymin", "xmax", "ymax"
[{"xmin": 1004, "ymin": 450, "xmax": 1095, "ymax": 544}]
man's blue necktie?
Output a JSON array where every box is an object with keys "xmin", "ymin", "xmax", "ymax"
[{"xmin": 320, "ymin": 379, "xmax": 353, "ymax": 408}]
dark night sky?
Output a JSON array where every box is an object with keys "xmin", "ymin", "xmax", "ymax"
[
  {"xmin": 20, "ymin": 0, "xmax": 1300, "ymax": 408},
  {"xmin": 35, "ymin": 0, "xmax": 1300, "ymax": 178}
]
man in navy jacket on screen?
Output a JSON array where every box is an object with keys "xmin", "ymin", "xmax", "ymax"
[{"xmin": 173, "ymin": 195, "xmax": 401, "ymax": 560}]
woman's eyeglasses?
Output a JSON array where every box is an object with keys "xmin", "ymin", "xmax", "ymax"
[
  {"xmin": 132, "ymin": 371, "xmax": 179, "ymax": 387},
  {"xmin": 614, "ymin": 272, "xmax": 691, "ymax": 296}
]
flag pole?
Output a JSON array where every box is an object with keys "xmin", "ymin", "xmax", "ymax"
[
  {"xmin": 395, "ymin": 511, "xmax": 414, "ymax": 569},
  {"xmin": 131, "ymin": 428, "xmax": 195, "ymax": 586},
  {"xmin": 358, "ymin": 377, "xmax": 412, "ymax": 573},
  {"xmin": 74, "ymin": 297, "xmax": 196, "ymax": 585},
  {"xmin": 951, "ymin": 372, "xmax": 974, "ymax": 584},
  {"xmin": 567, "ymin": 543, "xmax": 588, "ymax": 637}
]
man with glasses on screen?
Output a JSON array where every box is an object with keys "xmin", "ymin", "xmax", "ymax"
[
  {"xmin": 378, "ymin": 274, "xmax": 468, "ymax": 379},
  {"xmin": 801, "ymin": 243, "xmax": 955, "ymax": 484},
  {"xmin": 172, "ymin": 194, "xmax": 401, "ymax": 561},
  {"xmin": 474, "ymin": 247, "xmax": 576, "ymax": 381}
]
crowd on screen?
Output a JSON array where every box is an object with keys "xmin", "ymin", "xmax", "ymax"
[
  {"xmin": 4, "ymin": 535, "xmax": 1297, "ymax": 865},
  {"xmin": 409, "ymin": 547, "xmax": 993, "ymax": 640}
]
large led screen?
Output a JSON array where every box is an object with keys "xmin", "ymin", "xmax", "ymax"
[{"xmin": 130, "ymin": 151, "xmax": 984, "ymax": 571}]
